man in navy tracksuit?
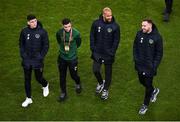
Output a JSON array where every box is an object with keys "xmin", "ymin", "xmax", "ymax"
[
  {"xmin": 19, "ymin": 14, "xmax": 49, "ymax": 107},
  {"xmin": 133, "ymin": 19, "xmax": 163, "ymax": 115},
  {"xmin": 90, "ymin": 7, "xmax": 120, "ymax": 100}
]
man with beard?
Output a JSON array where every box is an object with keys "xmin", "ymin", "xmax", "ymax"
[
  {"xmin": 90, "ymin": 7, "xmax": 120, "ymax": 100},
  {"xmin": 133, "ymin": 19, "xmax": 163, "ymax": 115}
]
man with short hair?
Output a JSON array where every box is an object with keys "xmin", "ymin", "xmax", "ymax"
[
  {"xmin": 133, "ymin": 19, "xmax": 163, "ymax": 115},
  {"xmin": 56, "ymin": 18, "xmax": 82, "ymax": 102},
  {"xmin": 90, "ymin": 7, "xmax": 120, "ymax": 100},
  {"xmin": 19, "ymin": 14, "xmax": 49, "ymax": 107}
]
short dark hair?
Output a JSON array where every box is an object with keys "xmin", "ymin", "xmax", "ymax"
[
  {"xmin": 142, "ymin": 18, "xmax": 153, "ymax": 24},
  {"xmin": 62, "ymin": 18, "xmax": 71, "ymax": 25},
  {"xmin": 27, "ymin": 14, "xmax": 36, "ymax": 21}
]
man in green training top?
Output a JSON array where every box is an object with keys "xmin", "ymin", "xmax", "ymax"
[{"xmin": 56, "ymin": 18, "xmax": 82, "ymax": 102}]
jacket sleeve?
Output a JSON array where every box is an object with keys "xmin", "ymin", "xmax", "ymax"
[
  {"xmin": 40, "ymin": 30, "xmax": 49, "ymax": 59},
  {"xmin": 75, "ymin": 32, "xmax": 81, "ymax": 48},
  {"xmin": 153, "ymin": 35, "xmax": 163, "ymax": 70},
  {"xmin": 19, "ymin": 30, "xmax": 27, "ymax": 59},
  {"xmin": 56, "ymin": 31, "xmax": 61, "ymax": 44},
  {"xmin": 111, "ymin": 24, "xmax": 120, "ymax": 56},
  {"xmin": 133, "ymin": 33, "xmax": 139, "ymax": 62},
  {"xmin": 90, "ymin": 21, "xmax": 96, "ymax": 52}
]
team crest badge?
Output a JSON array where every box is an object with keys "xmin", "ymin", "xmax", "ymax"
[
  {"xmin": 35, "ymin": 34, "xmax": 40, "ymax": 39},
  {"xmin": 149, "ymin": 39, "xmax": 154, "ymax": 44},
  {"xmin": 107, "ymin": 28, "xmax": 112, "ymax": 33}
]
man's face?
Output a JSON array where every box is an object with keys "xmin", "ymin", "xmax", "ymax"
[
  {"xmin": 63, "ymin": 23, "xmax": 72, "ymax": 32},
  {"xmin": 103, "ymin": 11, "xmax": 112, "ymax": 22},
  {"xmin": 28, "ymin": 18, "xmax": 37, "ymax": 29},
  {"xmin": 141, "ymin": 21, "xmax": 152, "ymax": 33}
]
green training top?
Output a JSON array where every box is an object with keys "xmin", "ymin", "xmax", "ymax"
[{"xmin": 56, "ymin": 28, "xmax": 81, "ymax": 61}]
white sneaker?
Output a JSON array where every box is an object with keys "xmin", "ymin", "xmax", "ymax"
[
  {"xmin": 96, "ymin": 80, "xmax": 105, "ymax": 94},
  {"xmin": 42, "ymin": 83, "xmax": 49, "ymax": 97},
  {"xmin": 150, "ymin": 88, "xmax": 160, "ymax": 102},
  {"xmin": 22, "ymin": 97, "xmax": 33, "ymax": 107},
  {"xmin": 101, "ymin": 89, "xmax": 109, "ymax": 100},
  {"xmin": 139, "ymin": 104, "xmax": 148, "ymax": 115}
]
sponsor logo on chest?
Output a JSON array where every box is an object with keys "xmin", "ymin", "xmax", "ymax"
[
  {"xmin": 98, "ymin": 26, "xmax": 101, "ymax": 32},
  {"xmin": 140, "ymin": 37, "xmax": 143, "ymax": 43},
  {"xmin": 27, "ymin": 34, "xmax": 30, "ymax": 40}
]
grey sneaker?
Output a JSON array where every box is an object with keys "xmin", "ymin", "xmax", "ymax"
[
  {"xmin": 96, "ymin": 80, "xmax": 105, "ymax": 94},
  {"xmin": 151, "ymin": 88, "xmax": 160, "ymax": 102},
  {"xmin": 75, "ymin": 84, "xmax": 82, "ymax": 94},
  {"xmin": 139, "ymin": 104, "xmax": 148, "ymax": 115},
  {"xmin": 101, "ymin": 89, "xmax": 109, "ymax": 100},
  {"xmin": 58, "ymin": 93, "xmax": 67, "ymax": 102}
]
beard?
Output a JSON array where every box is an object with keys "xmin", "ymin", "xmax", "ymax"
[
  {"xmin": 103, "ymin": 16, "xmax": 112, "ymax": 23},
  {"xmin": 142, "ymin": 28, "xmax": 149, "ymax": 33},
  {"xmin": 142, "ymin": 29, "xmax": 147, "ymax": 33}
]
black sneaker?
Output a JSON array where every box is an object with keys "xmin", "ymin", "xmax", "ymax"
[
  {"xmin": 139, "ymin": 104, "xmax": 148, "ymax": 115},
  {"xmin": 58, "ymin": 93, "xmax": 67, "ymax": 102},
  {"xmin": 75, "ymin": 84, "xmax": 82, "ymax": 94},
  {"xmin": 151, "ymin": 88, "xmax": 160, "ymax": 102},
  {"xmin": 162, "ymin": 9, "xmax": 172, "ymax": 15},
  {"xmin": 101, "ymin": 89, "xmax": 109, "ymax": 100},
  {"xmin": 163, "ymin": 13, "xmax": 170, "ymax": 22}
]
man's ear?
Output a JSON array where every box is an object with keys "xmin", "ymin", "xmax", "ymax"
[
  {"xmin": 149, "ymin": 23, "xmax": 152, "ymax": 28},
  {"xmin": 102, "ymin": 14, "xmax": 105, "ymax": 17},
  {"xmin": 27, "ymin": 21, "xmax": 29, "ymax": 25}
]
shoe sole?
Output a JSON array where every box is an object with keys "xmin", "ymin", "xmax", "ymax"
[
  {"xmin": 43, "ymin": 92, "xmax": 49, "ymax": 97},
  {"xmin": 101, "ymin": 97, "xmax": 108, "ymax": 100},
  {"xmin": 22, "ymin": 101, "xmax": 33, "ymax": 108}
]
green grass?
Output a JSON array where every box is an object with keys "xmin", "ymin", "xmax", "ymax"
[{"xmin": 0, "ymin": 0, "xmax": 180, "ymax": 120}]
